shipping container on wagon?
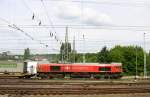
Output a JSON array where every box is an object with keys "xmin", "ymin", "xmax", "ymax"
[
  {"xmin": 0, "ymin": 61, "xmax": 25, "ymax": 73},
  {"xmin": 26, "ymin": 61, "xmax": 38, "ymax": 74}
]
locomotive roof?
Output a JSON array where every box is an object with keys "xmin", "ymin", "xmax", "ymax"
[
  {"xmin": 72, "ymin": 63, "xmax": 122, "ymax": 66},
  {"xmin": 39, "ymin": 63, "xmax": 122, "ymax": 66}
]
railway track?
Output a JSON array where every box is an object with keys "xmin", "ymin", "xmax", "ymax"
[
  {"xmin": 0, "ymin": 78, "xmax": 150, "ymax": 85},
  {"xmin": 0, "ymin": 87, "xmax": 150, "ymax": 95},
  {"xmin": 0, "ymin": 79, "xmax": 150, "ymax": 95}
]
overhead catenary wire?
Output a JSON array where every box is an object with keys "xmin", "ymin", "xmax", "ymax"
[
  {"xmin": 1, "ymin": 1, "xmax": 150, "ymax": 54},
  {"xmin": 36, "ymin": 0, "xmax": 150, "ymax": 7},
  {"xmin": 21, "ymin": 0, "xmax": 42, "ymax": 23},
  {"xmin": 40, "ymin": 0, "xmax": 62, "ymax": 45},
  {"xmin": 21, "ymin": 0, "xmax": 63, "ymax": 53},
  {"xmin": 1, "ymin": 13, "xmax": 57, "ymax": 51},
  {"xmin": 1, "ymin": 25, "xmax": 150, "ymax": 31},
  {"xmin": 0, "ymin": 17, "xmax": 55, "ymax": 49},
  {"xmin": 22, "ymin": 0, "xmax": 63, "ymax": 46}
]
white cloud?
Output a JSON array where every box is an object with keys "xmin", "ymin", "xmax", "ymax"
[
  {"xmin": 56, "ymin": 2, "xmax": 112, "ymax": 26},
  {"xmin": 57, "ymin": 4, "xmax": 80, "ymax": 20},
  {"xmin": 83, "ymin": 8, "xmax": 112, "ymax": 26}
]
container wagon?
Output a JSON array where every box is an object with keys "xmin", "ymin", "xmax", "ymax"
[{"xmin": 0, "ymin": 61, "xmax": 37, "ymax": 78}]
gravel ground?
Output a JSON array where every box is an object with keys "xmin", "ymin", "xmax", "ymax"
[{"xmin": 1, "ymin": 93, "xmax": 150, "ymax": 97}]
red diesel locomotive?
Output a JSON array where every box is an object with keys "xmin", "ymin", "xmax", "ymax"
[{"xmin": 37, "ymin": 63, "xmax": 122, "ymax": 79}]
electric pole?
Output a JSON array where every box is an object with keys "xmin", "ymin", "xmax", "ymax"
[
  {"xmin": 144, "ymin": 32, "xmax": 147, "ymax": 79},
  {"xmin": 135, "ymin": 46, "xmax": 138, "ymax": 79},
  {"xmin": 83, "ymin": 34, "xmax": 85, "ymax": 63},
  {"xmin": 65, "ymin": 26, "xmax": 69, "ymax": 63},
  {"xmin": 73, "ymin": 35, "xmax": 76, "ymax": 63}
]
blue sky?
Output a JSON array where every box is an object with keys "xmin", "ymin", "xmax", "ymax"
[{"xmin": 0, "ymin": 0, "xmax": 150, "ymax": 54}]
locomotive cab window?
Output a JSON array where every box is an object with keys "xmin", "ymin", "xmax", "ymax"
[
  {"xmin": 99, "ymin": 67, "xmax": 111, "ymax": 71},
  {"xmin": 51, "ymin": 66, "xmax": 60, "ymax": 71}
]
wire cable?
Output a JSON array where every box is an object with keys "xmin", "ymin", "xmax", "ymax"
[
  {"xmin": 40, "ymin": 0, "xmax": 62, "ymax": 45},
  {"xmin": 38, "ymin": 0, "xmax": 150, "ymax": 7}
]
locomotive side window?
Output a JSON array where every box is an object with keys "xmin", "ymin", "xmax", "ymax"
[
  {"xmin": 99, "ymin": 67, "xmax": 111, "ymax": 71},
  {"xmin": 51, "ymin": 66, "xmax": 60, "ymax": 71}
]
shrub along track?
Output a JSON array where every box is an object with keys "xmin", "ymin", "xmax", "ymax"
[{"xmin": 0, "ymin": 78, "xmax": 150, "ymax": 95}]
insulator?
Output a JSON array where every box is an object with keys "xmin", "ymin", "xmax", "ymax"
[
  {"xmin": 38, "ymin": 21, "xmax": 41, "ymax": 26},
  {"xmin": 32, "ymin": 13, "xmax": 35, "ymax": 20}
]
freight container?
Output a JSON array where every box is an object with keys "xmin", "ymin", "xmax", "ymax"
[
  {"xmin": 26, "ymin": 61, "xmax": 38, "ymax": 74},
  {"xmin": 0, "ymin": 61, "xmax": 24, "ymax": 73}
]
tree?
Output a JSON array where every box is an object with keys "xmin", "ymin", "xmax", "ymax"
[
  {"xmin": 109, "ymin": 45, "xmax": 145, "ymax": 75},
  {"xmin": 97, "ymin": 46, "xmax": 111, "ymax": 63},
  {"xmin": 60, "ymin": 42, "xmax": 72, "ymax": 63},
  {"xmin": 146, "ymin": 51, "xmax": 150, "ymax": 75},
  {"xmin": 85, "ymin": 53, "xmax": 97, "ymax": 62},
  {"xmin": 122, "ymin": 46, "xmax": 145, "ymax": 75},
  {"xmin": 110, "ymin": 45, "xmax": 124, "ymax": 62},
  {"xmin": 24, "ymin": 48, "xmax": 30, "ymax": 60},
  {"xmin": 69, "ymin": 50, "xmax": 78, "ymax": 63}
]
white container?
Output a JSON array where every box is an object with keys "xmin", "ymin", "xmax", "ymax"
[{"xmin": 27, "ymin": 61, "xmax": 38, "ymax": 74}]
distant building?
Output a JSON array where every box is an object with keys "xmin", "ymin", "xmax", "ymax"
[
  {"xmin": 31, "ymin": 56, "xmax": 48, "ymax": 61},
  {"xmin": 2, "ymin": 51, "xmax": 11, "ymax": 56}
]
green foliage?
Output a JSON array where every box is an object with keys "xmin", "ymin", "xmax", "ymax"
[
  {"xmin": 74, "ymin": 53, "xmax": 97, "ymax": 63},
  {"xmin": 69, "ymin": 50, "xmax": 78, "ymax": 63},
  {"xmin": 85, "ymin": 53, "xmax": 97, "ymax": 62},
  {"xmin": 109, "ymin": 46, "xmax": 145, "ymax": 75},
  {"xmin": 147, "ymin": 52, "xmax": 150, "ymax": 75},
  {"xmin": 96, "ymin": 45, "xmax": 150, "ymax": 75},
  {"xmin": 60, "ymin": 42, "xmax": 72, "ymax": 63},
  {"xmin": 24, "ymin": 48, "xmax": 30, "ymax": 60},
  {"xmin": 59, "ymin": 43, "xmax": 150, "ymax": 76},
  {"xmin": 109, "ymin": 45, "xmax": 124, "ymax": 62},
  {"xmin": 97, "ymin": 46, "xmax": 111, "ymax": 63},
  {"xmin": 75, "ymin": 53, "xmax": 83, "ymax": 63}
]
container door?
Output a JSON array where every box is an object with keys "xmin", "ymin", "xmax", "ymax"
[{"xmin": 23, "ymin": 62, "xmax": 28, "ymax": 73}]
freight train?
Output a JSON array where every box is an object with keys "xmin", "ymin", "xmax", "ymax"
[{"xmin": 0, "ymin": 61, "xmax": 122, "ymax": 79}]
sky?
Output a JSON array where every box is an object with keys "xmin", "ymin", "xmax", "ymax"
[{"xmin": 0, "ymin": 0, "xmax": 150, "ymax": 54}]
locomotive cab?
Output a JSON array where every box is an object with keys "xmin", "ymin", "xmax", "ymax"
[{"xmin": 24, "ymin": 61, "xmax": 38, "ymax": 77}]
